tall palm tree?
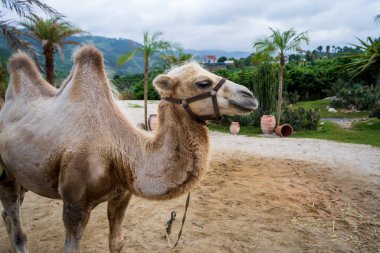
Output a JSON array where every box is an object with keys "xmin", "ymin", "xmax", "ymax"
[
  {"xmin": 21, "ymin": 14, "xmax": 85, "ymax": 85},
  {"xmin": 0, "ymin": 0, "xmax": 58, "ymax": 53},
  {"xmin": 342, "ymin": 37, "xmax": 380, "ymax": 85},
  {"xmin": 118, "ymin": 31, "xmax": 174, "ymax": 128},
  {"xmin": 253, "ymin": 27, "xmax": 309, "ymax": 126}
]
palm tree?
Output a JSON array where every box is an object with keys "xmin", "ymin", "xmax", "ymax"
[
  {"xmin": 374, "ymin": 14, "xmax": 380, "ymax": 23},
  {"xmin": 160, "ymin": 48, "xmax": 192, "ymax": 70},
  {"xmin": 118, "ymin": 31, "xmax": 174, "ymax": 128},
  {"xmin": 0, "ymin": 0, "xmax": 58, "ymax": 53},
  {"xmin": 253, "ymin": 27, "xmax": 309, "ymax": 126},
  {"xmin": 342, "ymin": 37, "xmax": 380, "ymax": 85},
  {"xmin": 21, "ymin": 14, "xmax": 85, "ymax": 85}
]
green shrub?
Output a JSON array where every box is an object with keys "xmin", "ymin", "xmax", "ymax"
[
  {"xmin": 282, "ymin": 107, "xmax": 320, "ymax": 131},
  {"xmin": 119, "ymin": 89, "xmax": 136, "ymax": 100},
  {"xmin": 224, "ymin": 112, "xmax": 258, "ymax": 127},
  {"xmin": 369, "ymin": 104, "xmax": 380, "ymax": 119},
  {"xmin": 252, "ymin": 64, "xmax": 278, "ymax": 117},
  {"xmin": 330, "ymin": 83, "xmax": 380, "ymax": 110}
]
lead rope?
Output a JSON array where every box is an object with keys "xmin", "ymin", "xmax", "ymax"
[{"xmin": 165, "ymin": 192, "xmax": 191, "ymax": 248}]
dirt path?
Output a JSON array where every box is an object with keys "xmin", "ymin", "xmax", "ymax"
[{"xmin": 0, "ymin": 152, "xmax": 379, "ymax": 252}]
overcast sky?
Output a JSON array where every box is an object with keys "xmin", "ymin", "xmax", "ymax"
[{"xmin": 16, "ymin": 0, "xmax": 380, "ymax": 52}]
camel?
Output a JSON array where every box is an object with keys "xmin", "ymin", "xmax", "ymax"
[{"xmin": 0, "ymin": 45, "xmax": 257, "ymax": 253}]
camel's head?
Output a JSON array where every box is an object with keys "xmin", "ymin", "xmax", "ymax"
[{"xmin": 153, "ymin": 62, "xmax": 258, "ymax": 119}]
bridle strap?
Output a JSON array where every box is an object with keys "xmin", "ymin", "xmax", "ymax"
[{"xmin": 163, "ymin": 78, "xmax": 226, "ymax": 124}]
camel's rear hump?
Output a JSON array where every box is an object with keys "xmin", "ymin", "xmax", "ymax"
[{"xmin": 6, "ymin": 53, "xmax": 56, "ymax": 100}]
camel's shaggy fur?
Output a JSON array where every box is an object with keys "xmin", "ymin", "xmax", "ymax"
[{"xmin": 0, "ymin": 45, "xmax": 257, "ymax": 253}]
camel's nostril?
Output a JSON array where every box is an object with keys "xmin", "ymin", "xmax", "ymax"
[{"xmin": 239, "ymin": 89, "xmax": 254, "ymax": 98}]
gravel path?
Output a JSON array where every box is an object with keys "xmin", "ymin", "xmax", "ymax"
[{"xmin": 118, "ymin": 100, "xmax": 380, "ymax": 177}]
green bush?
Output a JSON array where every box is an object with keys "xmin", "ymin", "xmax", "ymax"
[
  {"xmin": 282, "ymin": 107, "xmax": 320, "ymax": 131},
  {"xmin": 330, "ymin": 83, "xmax": 380, "ymax": 110},
  {"xmin": 369, "ymin": 105, "xmax": 380, "ymax": 119},
  {"xmin": 224, "ymin": 112, "xmax": 258, "ymax": 127},
  {"xmin": 119, "ymin": 89, "xmax": 136, "ymax": 100}
]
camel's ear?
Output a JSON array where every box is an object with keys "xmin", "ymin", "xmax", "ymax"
[{"xmin": 153, "ymin": 74, "xmax": 177, "ymax": 96}]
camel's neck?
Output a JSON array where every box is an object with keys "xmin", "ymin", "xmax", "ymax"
[{"xmin": 114, "ymin": 101, "xmax": 210, "ymax": 200}]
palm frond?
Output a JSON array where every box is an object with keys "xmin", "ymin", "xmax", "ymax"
[
  {"xmin": 117, "ymin": 49, "xmax": 138, "ymax": 66},
  {"xmin": 1, "ymin": 0, "xmax": 59, "ymax": 17},
  {"xmin": 374, "ymin": 14, "xmax": 380, "ymax": 24},
  {"xmin": 340, "ymin": 36, "xmax": 380, "ymax": 80},
  {"xmin": 0, "ymin": 19, "xmax": 35, "ymax": 53}
]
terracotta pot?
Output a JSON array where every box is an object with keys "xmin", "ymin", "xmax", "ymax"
[
  {"xmin": 148, "ymin": 114, "xmax": 158, "ymax": 131},
  {"xmin": 260, "ymin": 115, "xmax": 276, "ymax": 134},
  {"xmin": 275, "ymin": 124, "xmax": 293, "ymax": 137},
  {"xmin": 230, "ymin": 122, "xmax": 240, "ymax": 135}
]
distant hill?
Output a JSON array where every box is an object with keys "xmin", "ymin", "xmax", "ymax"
[
  {"xmin": 184, "ymin": 49, "xmax": 251, "ymax": 59},
  {"xmin": 0, "ymin": 34, "xmax": 250, "ymax": 77}
]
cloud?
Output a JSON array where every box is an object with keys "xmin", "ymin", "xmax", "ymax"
[{"xmin": 21, "ymin": 0, "xmax": 380, "ymax": 51}]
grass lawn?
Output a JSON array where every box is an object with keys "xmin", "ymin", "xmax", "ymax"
[
  {"xmin": 293, "ymin": 99, "xmax": 369, "ymax": 118},
  {"xmin": 209, "ymin": 118, "xmax": 380, "ymax": 147},
  {"xmin": 127, "ymin": 103, "xmax": 143, "ymax": 108},
  {"xmin": 293, "ymin": 119, "xmax": 380, "ymax": 147}
]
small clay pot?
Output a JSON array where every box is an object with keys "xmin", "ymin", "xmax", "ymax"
[
  {"xmin": 275, "ymin": 124, "xmax": 293, "ymax": 137},
  {"xmin": 260, "ymin": 115, "xmax": 276, "ymax": 134},
  {"xmin": 148, "ymin": 114, "xmax": 158, "ymax": 131},
  {"xmin": 230, "ymin": 122, "xmax": 240, "ymax": 135}
]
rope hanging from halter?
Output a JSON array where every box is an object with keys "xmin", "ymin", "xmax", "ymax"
[
  {"xmin": 163, "ymin": 78, "xmax": 226, "ymax": 124},
  {"xmin": 165, "ymin": 192, "xmax": 191, "ymax": 248}
]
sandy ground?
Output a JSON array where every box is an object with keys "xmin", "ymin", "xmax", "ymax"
[{"xmin": 1, "ymin": 101, "xmax": 379, "ymax": 252}]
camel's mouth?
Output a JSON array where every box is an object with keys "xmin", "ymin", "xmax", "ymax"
[{"xmin": 229, "ymin": 99, "xmax": 258, "ymax": 114}]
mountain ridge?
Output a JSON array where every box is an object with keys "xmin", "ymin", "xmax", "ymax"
[{"xmin": 0, "ymin": 35, "xmax": 251, "ymax": 75}]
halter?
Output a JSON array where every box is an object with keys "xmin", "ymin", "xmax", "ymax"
[{"xmin": 163, "ymin": 78, "xmax": 226, "ymax": 124}]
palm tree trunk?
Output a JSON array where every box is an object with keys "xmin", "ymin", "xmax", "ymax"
[
  {"xmin": 276, "ymin": 55, "xmax": 285, "ymax": 127},
  {"xmin": 44, "ymin": 44, "xmax": 55, "ymax": 86},
  {"xmin": 143, "ymin": 59, "xmax": 149, "ymax": 128}
]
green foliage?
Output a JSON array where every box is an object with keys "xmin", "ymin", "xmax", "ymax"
[
  {"xmin": 214, "ymin": 67, "xmax": 255, "ymax": 90},
  {"xmin": 217, "ymin": 56, "xmax": 227, "ymax": 63},
  {"xmin": 20, "ymin": 14, "xmax": 85, "ymax": 84},
  {"xmin": 369, "ymin": 105, "xmax": 380, "ymax": 119},
  {"xmin": 252, "ymin": 27, "xmax": 310, "ymax": 60},
  {"xmin": 294, "ymin": 99, "xmax": 369, "ymax": 118},
  {"xmin": 0, "ymin": 62, "xmax": 7, "ymax": 100},
  {"xmin": 284, "ymin": 91, "xmax": 300, "ymax": 104},
  {"xmin": 224, "ymin": 113, "xmax": 257, "ymax": 127},
  {"xmin": 285, "ymin": 59, "xmax": 344, "ymax": 100},
  {"xmin": 118, "ymin": 90, "xmax": 136, "ymax": 100},
  {"xmin": 112, "ymin": 73, "xmax": 159, "ymax": 100},
  {"xmin": 282, "ymin": 107, "xmax": 320, "ymax": 131},
  {"xmin": 340, "ymin": 37, "xmax": 380, "ymax": 85},
  {"xmin": 252, "ymin": 63, "xmax": 278, "ymax": 116},
  {"xmin": 159, "ymin": 48, "xmax": 192, "ymax": 70},
  {"xmin": 330, "ymin": 83, "xmax": 380, "ymax": 110},
  {"xmin": 0, "ymin": 0, "xmax": 58, "ymax": 55}
]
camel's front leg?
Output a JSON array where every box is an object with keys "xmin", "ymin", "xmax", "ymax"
[
  {"xmin": 107, "ymin": 191, "xmax": 132, "ymax": 253},
  {"xmin": 62, "ymin": 201, "xmax": 92, "ymax": 253}
]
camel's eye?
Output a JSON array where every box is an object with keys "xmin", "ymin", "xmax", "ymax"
[{"xmin": 196, "ymin": 80, "xmax": 212, "ymax": 89}]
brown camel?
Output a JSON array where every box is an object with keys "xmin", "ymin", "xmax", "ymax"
[{"xmin": 0, "ymin": 46, "xmax": 257, "ymax": 253}]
